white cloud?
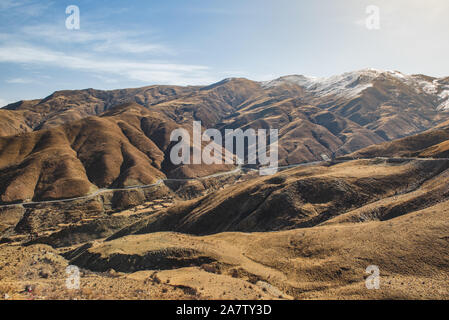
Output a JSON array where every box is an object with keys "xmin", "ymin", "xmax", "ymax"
[
  {"xmin": 0, "ymin": 44, "xmax": 216, "ymax": 85},
  {"xmin": 92, "ymin": 74, "xmax": 119, "ymax": 84},
  {"xmin": 93, "ymin": 41, "xmax": 172, "ymax": 55},
  {"xmin": 21, "ymin": 25, "xmax": 174, "ymax": 55},
  {"xmin": 0, "ymin": 9, "xmax": 231, "ymax": 87},
  {"xmin": 0, "ymin": 0, "xmax": 23, "ymax": 10},
  {"xmin": 6, "ymin": 77, "xmax": 34, "ymax": 84},
  {"xmin": 0, "ymin": 0, "xmax": 52, "ymax": 16}
]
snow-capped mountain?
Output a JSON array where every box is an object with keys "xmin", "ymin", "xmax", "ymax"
[
  {"xmin": 262, "ymin": 68, "xmax": 381, "ymax": 98},
  {"xmin": 2, "ymin": 70, "xmax": 449, "ymax": 203},
  {"xmin": 262, "ymin": 69, "xmax": 449, "ymax": 110},
  {"xmin": 412, "ymin": 75, "xmax": 449, "ymax": 110}
]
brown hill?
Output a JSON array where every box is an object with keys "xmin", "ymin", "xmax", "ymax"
[
  {"xmin": 348, "ymin": 124, "xmax": 449, "ymax": 159},
  {"xmin": 2, "ymin": 124, "xmax": 449, "ymax": 299},
  {"xmin": 2, "ymin": 196, "xmax": 448, "ymax": 300},
  {"xmin": 1, "ymin": 69, "xmax": 449, "ymax": 201},
  {"xmin": 0, "ymin": 103, "xmax": 232, "ymax": 203},
  {"xmin": 107, "ymin": 157, "xmax": 449, "ymax": 238},
  {"xmin": 2, "ymin": 70, "xmax": 449, "ymax": 162},
  {"xmin": 2, "ymin": 70, "xmax": 449, "ymax": 300},
  {"xmin": 2, "ymin": 86, "xmax": 198, "ymax": 132},
  {"xmin": 0, "ymin": 78, "xmax": 261, "ymax": 136},
  {"xmin": 50, "ymin": 197, "xmax": 449, "ymax": 299}
]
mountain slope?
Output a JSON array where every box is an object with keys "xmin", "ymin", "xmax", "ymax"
[
  {"xmin": 1, "ymin": 69, "xmax": 449, "ymax": 202},
  {"xmin": 107, "ymin": 157, "xmax": 449, "ymax": 238},
  {"xmin": 348, "ymin": 124, "xmax": 449, "ymax": 159},
  {"xmin": 64, "ymin": 197, "xmax": 449, "ymax": 299},
  {"xmin": 0, "ymin": 103, "xmax": 232, "ymax": 203}
]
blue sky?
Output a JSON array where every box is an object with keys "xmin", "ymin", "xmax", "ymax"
[{"xmin": 0, "ymin": 0, "xmax": 448, "ymax": 106}]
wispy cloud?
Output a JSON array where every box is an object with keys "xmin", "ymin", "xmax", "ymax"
[
  {"xmin": 92, "ymin": 74, "xmax": 119, "ymax": 84},
  {"xmin": 0, "ymin": 44, "xmax": 215, "ymax": 85},
  {"xmin": 0, "ymin": 0, "xmax": 52, "ymax": 17},
  {"xmin": 93, "ymin": 42, "xmax": 171, "ymax": 55},
  {"xmin": 6, "ymin": 77, "xmax": 35, "ymax": 84},
  {"xmin": 21, "ymin": 24, "xmax": 174, "ymax": 55},
  {"xmin": 0, "ymin": 13, "xmax": 217, "ymax": 85},
  {"xmin": 0, "ymin": 1, "xmax": 244, "ymax": 89},
  {"xmin": 0, "ymin": 0, "xmax": 21, "ymax": 10}
]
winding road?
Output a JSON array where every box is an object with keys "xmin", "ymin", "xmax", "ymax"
[{"xmin": 0, "ymin": 157, "xmax": 447, "ymax": 208}]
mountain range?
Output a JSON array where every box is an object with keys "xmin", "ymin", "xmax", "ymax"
[
  {"xmin": 1, "ymin": 69, "xmax": 449, "ymax": 300},
  {"xmin": 1, "ymin": 69, "xmax": 449, "ymax": 204}
]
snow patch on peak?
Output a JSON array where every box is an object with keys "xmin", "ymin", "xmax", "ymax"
[
  {"xmin": 439, "ymin": 90, "xmax": 449, "ymax": 99},
  {"xmin": 437, "ymin": 89, "xmax": 449, "ymax": 110},
  {"xmin": 422, "ymin": 80, "xmax": 439, "ymax": 95},
  {"xmin": 261, "ymin": 75, "xmax": 317, "ymax": 89},
  {"xmin": 411, "ymin": 77, "xmax": 449, "ymax": 110},
  {"xmin": 309, "ymin": 70, "xmax": 376, "ymax": 98},
  {"xmin": 263, "ymin": 69, "xmax": 382, "ymax": 98},
  {"xmin": 385, "ymin": 70, "xmax": 407, "ymax": 79},
  {"xmin": 262, "ymin": 69, "xmax": 449, "ymax": 111}
]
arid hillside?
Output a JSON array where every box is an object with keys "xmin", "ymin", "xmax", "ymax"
[
  {"xmin": 1, "ymin": 70, "xmax": 449, "ymax": 300},
  {"xmin": 106, "ymin": 157, "xmax": 449, "ymax": 237},
  {"xmin": 348, "ymin": 124, "xmax": 449, "ymax": 159},
  {"xmin": 1, "ymin": 136, "xmax": 449, "ymax": 299},
  {"xmin": 0, "ymin": 103, "xmax": 232, "ymax": 203},
  {"xmin": 1, "ymin": 70, "xmax": 449, "ymax": 203},
  {"xmin": 1, "ymin": 191, "xmax": 448, "ymax": 300}
]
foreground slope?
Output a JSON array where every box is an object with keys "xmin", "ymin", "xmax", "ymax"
[
  {"xmin": 107, "ymin": 158, "xmax": 449, "ymax": 237},
  {"xmin": 2, "ymin": 197, "xmax": 446, "ymax": 299},
  {"xmin": 1, "ymin": 129, "xmax": 449, "ymax": 299}
]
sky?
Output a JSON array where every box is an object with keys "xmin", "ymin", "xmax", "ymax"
[{"xmin": 0, "ymin": 0, "xmax": 449, "ymax": 106}]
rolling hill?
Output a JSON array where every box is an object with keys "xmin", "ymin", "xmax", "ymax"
[
  {"xmin": 1, "ymin": 69, "xmax": 449, "ymax": 300},
  {"xmin": 1, "ymin": 69, "xmax": 449, "ymax": 203}
]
